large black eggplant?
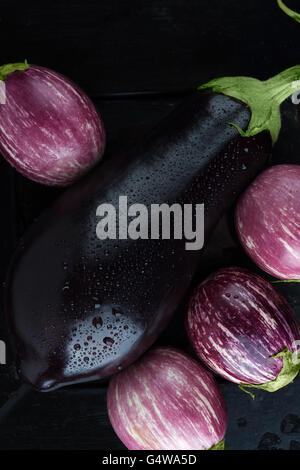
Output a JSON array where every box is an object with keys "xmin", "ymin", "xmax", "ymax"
[{"xmin": 7, "ymin": 67, "xmax": 298, "ymax": 391}]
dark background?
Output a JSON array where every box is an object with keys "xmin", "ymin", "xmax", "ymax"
[{"xmin": 1, "ymin": 0, "xmax": 300, "ymax": 450}]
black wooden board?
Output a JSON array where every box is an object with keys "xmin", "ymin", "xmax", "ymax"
[{"xmin": 0, "ymin": 0, "xmax": 300, "ymax": 451}]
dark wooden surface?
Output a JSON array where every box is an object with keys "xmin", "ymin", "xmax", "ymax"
[
  {"xmin": 1, "ymin": 0, "xmax": 300, "ymax": 450},
  {"xmin": 2, "ymin": 0, "xmax": 300, "ymax": 94}
]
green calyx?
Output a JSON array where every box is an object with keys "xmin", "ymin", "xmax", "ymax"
[
  {"xmin": 198, "ymin": 65, "xmax": 300, "ymax": 144},
  {"xmin": 271, "ymin": 279, "xmax": 300, "ymax": 284},
  {"xmin": 0, "ymin": 60, "xmax": 29, "ymax": 81},
  {"xmin": 278, "ymin": 0, "xmax": 300, "ymax": 23},
  {"xmin": 239, "ymin": 348, "xmax": 300, "ymax": 399},
  {"xmin": 209, "ymin": 439, "xmax": 226, "ymax": 450}
]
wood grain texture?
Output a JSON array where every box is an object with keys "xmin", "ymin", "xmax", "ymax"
[
  {"xmin": 0, "ymin": 0, "xmax": 300, "ymax": 450},
  {"xmin": 0, "ymin": 0, "xmax": 300, "ymax": 94}
]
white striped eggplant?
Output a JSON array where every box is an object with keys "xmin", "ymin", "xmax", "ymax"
[
  {"xmin": 6, "ymin": 67, "xmax": 300, "ymax": 391},
  {"xmin": 186, "ymin": 267, "xmax": 300, "ymax": 395},
  {"xmin": 0, "ymin": 61, "xmax": 105, "ymax": 186},
  {"xmin": 107, "ymin": 347, "xmax": 227, "ymax": 450},
  {"xmin": 236, "ymin": 164, "xmax": 300, "ymax": 279}
]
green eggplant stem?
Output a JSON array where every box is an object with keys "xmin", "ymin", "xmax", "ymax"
[
  {"xmin": 198, "ymin": 65, "xmax": 300, "ymax": 144},
  {"xmin": 209, "ymin": 439, "xmax": 226, "ymax": 450},
  {"xmin": 278, "ymin": 0, "xmax": 300, "ymax": 23},
  {"xmin": 0, "ymin": 60, "xmax": 29, "ymax": 81},
  {"xmin": 239, "ymin": 348, "xmax": 300, "ymax": 399}
]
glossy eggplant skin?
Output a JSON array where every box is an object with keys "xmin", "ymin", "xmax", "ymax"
[{"xmin": 6, "ymin": 91, "xmax": 271, "ymax": 391}]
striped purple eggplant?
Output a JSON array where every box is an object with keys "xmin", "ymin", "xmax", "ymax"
[
  {"xmin": 0, "ymin": 61, "xmax": 105, "ymax": 186},
  {"xmin": 107, "ymin": 347, "xmax": 227, "ymax": 450},
  {"xmin": 186, "ymin": 267, "xmax": 300, "ymax": 394},
  {"xmin": 236, "ymin": 165, "xmax": 300, "ymax": 279}
]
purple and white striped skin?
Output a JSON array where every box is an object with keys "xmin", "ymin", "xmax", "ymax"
[
  {"xmin": 0, "ymin": 64, "xmax": 105, "ymax": 186},
  {"xmin": 235, "ymin": 165, "xmax": 300, "ymax": 279},
  {"xmin": 107, "ymin": 347, "xmax": 227, "ymax": 450},
  {"xmin": 186, "ymin": 267, "xmax": 300, "ymax": 387}
]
